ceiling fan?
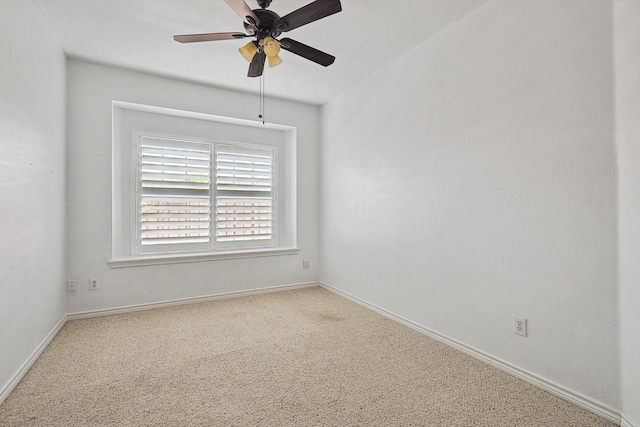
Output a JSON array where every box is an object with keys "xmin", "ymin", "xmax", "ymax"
[{"xmin": 174, "ymin": 0, "xmax": 342, "ymax": 78}]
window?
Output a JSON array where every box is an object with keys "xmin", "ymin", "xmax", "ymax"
[
  {"xmin": 136, "ymin": 136, "xmax": 276, "ymax": 254},
  {"xmin": 111, "ymin": 102, "xmax": 297, "ymax": 267}
]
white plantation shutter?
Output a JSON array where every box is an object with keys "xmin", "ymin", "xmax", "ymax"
[
  {"xmin": 134, "ymin": 136, "xmax": 277, "ymax": 254},
  {"xmin": 139, "ymin": 137, "xmax": 211, "ymax": 247},
  {"xmin": 215, "ymin": 145, "xmax": 275, "ymax": 244}
]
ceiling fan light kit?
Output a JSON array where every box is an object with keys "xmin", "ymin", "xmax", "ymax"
[
  {"xmin": 174, "ymin": 0, "xmax": 342, "ymax": 78},
  {"xmin": 263, "ymin": 37, "xmax": 283, "ymax": 68},
  {"xmin": 239, "ymin": 41, "xmax": 258, "ymax": 62}
]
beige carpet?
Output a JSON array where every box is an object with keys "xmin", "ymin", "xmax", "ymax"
[{"xmin": 0, "ymin": 286, "xmax": 614, "ymax": 426}]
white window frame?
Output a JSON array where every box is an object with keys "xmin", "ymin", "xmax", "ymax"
[{"xmin": 110, "ymin": 101, "xmax": 297, "ymax": 267}]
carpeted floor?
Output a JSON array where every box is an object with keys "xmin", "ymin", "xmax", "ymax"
[{"xmin": 0, "ymin": 286, "xmax": 615, "ymax": 426}]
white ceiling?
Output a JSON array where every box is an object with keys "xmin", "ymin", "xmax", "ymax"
[{"xmin": 36, "ymin": 0, "xmax": 486, "ymax": 105}]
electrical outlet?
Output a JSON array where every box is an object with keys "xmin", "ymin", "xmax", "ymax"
[
  {"xmin": 303, "ymin": 259, "xmax": 310, "ymax": 269},
  {"xmin": 67, "ymin": 280, "xmax": 77, "ymax": 292},
  {"xmin": 89, "ymin": 278, "xmax": 99, "ymax": 290},
  {"xmin": 514, "ymin": 316, "xmax": 527, "ymax": 337}
]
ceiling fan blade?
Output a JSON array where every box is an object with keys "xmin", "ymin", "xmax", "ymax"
[
  {"xmin": 174, "ymin": 32, "xmax": 248, "ymax": 43},
  {"xmin": 274, "ymin": 0, "xmax": 342, "ymax": 32},
  {"xmin": 248, "ymin": 51, "xmax": 266, "ymax": 77},
  {"xmin": 224, "ymin": 0, "xmax": 261, "ymax": 27},
  {"xmin": 280, "ymin": 38, "xmax": 335, "ymax": 67}
]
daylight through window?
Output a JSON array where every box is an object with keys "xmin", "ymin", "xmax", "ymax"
[{"xmin": 136, "ymin": 136, "xmax": 276, "ymax": 254}]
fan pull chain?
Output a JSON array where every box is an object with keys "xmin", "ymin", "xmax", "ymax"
[{"xmin": 259, "ymin": 72, "xmax": 265, "ymax": 124}]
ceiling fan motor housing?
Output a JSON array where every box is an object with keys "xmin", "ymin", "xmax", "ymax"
[{"xmin": 244, "ymin": 8, "xmax": 282, "ymax": 39}]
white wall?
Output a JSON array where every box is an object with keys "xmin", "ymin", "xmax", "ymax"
[
  {"xmin": 0, "ymin": 0, "xmax": 67, "ymax": 398},
  {"xmin": 614, "ymin": 1, "xmax": 640, "ymax": 425},
  {"xmin": 320, "ymin": 0, "xmax": 619, "ymax": 411},
  {"xmin": 66, "ymin": 60, "xmax": 319, "ymax": 313}
]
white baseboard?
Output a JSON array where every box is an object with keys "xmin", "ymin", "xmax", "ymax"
[
  {"xmin": 319, "ymin": 282, "xmax": 621, "ymax": 425},
  {"xmin": 67, "ymin": 281, "xmax": 319, "ymax": 320},
  {"xmin": 622, "ymin": 412, "xmax": 640, "ymax": 427},
  {"xmin": 0, "ymin": 315, "xmax": 67, "ymax": 406}
]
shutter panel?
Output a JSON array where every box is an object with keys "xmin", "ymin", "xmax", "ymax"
[
  {"xmin": 140, "ymin": 137, "xmax": 211, "ymax": 246},
  {"xmin": 215, "ymin": 145, "xmax": 274, "ymax": 243}
]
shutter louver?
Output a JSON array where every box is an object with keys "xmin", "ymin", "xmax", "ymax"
[
  {"xmin": 216, "ymin": 146, "xmax": 274, "ymax": 243},
  {"xmin": 140, "ymin": 138, "xmax": 211, "ymax": 246}
]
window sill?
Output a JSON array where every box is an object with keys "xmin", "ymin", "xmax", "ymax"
[{"xmin": 108, "ymin": 247, "xmax": 299, "ymax": 268}]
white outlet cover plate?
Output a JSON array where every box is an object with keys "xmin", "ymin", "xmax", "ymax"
[{"xmin": 514, "ymin": 316, "xmax": 527, "ymax": 337}]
